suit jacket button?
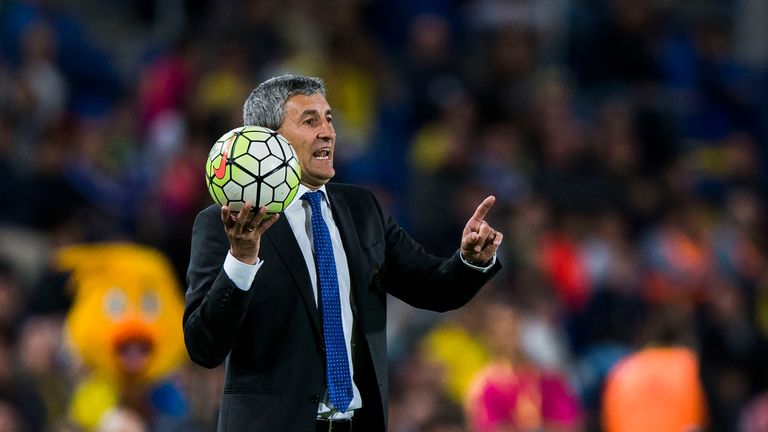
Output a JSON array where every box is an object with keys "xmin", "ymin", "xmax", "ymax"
[{"xmin": 309, "ymin": 394, "xmax": 321, "ymax": 404}]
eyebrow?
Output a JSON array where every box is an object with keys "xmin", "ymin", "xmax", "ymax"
[{"xmin": 299, "ymin": 109, "xmax": 333, "ymax": 117}]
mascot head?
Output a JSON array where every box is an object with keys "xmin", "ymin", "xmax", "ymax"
[{"xmin": 59, "ymin": 243, "xmax": 186, "ymax": 383}]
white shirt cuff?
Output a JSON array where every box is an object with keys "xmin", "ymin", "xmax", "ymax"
[
  {"xmin": 460, "ymin": 253, "xmax": 497, "ymax": 273},
  {"xmin": 224, "ymin": 252, "xmax": 264, "ymax": 291}
]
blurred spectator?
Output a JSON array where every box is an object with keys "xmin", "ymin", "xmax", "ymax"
[
  {"xmin": 418, "ymin": 293, "xmax": 493, "ymax": 405},
  {"xmin": 15, "ymin": 20, "xmax": 68, "ymax": 171},
  {"xmin": 389, "ymin": 347, "xmax": 464, "ymax": 432},
  {"xmin": 0, "ymin": 0, "xmax": 764, "ymax": 430},
  {"xmin": 57, "ymin": 243, "xmax": 189, "ymax": 430},
  {"xmin": 537, "ymin": 219, "xmax": 591, "ymax": 312},
  {"xmin": 602, "ymin": 345, "xmax": 708, "ymax": 432},
  {"xmin": 152, "ymin": 127, "xmax": 211, "ymax": 279},
  {"xmin": 0, "ymin": 262, "xmax": 23, "ymax": 343},
  {"xmin": 137, "ymin": 38, "xmax": 194, "ymax": 175},
  {"xmin": 402, "ymin": 13, "xmax": 461, "ymax": 130},
  {"xmin": 1, "ymin": 0, "xmax": 121, "ymax": 117},
  {"xmin": 322, "ymin": 6, "xmax": 381, "ymax": 161},
  {"xmin": 639, "ymin": 202, "xmax": 711, "ymax": 305},
  {"xmin": 470, "ymin": 122, "xmax": 531, "ymax": 208},
  {"xmin": 0, "ymin": 333, "xmax": 44, "ymax": 432},
  {"xmin": 408, "ymin": 89, "xmax": 476, "ymax": 254},
  {"xmin": 0, "ymin": 400, "xmax": 27, "ymax": 432},
  {"xmin": 192, "ymin": 41, "xmax": 248, "ymax": 136},
  {"xmin": 601, "ymin": 306, "xmax": 708, "ymax": 432},
  {"xmin": 740, "ymin": 392, "xmax": 768, "ymax": 432},
  {"xmin": 16, "ymin": 316, "xmax": 71, "ymax": 430},
  {"xmin": 96, "ymin": 407, "xmax": 147, "ymax": 432},
  {"xmin": 696, "ymin": 277, "xmax": 768, "ymax": 431},
  {"xmin": 178, "ymin": 363, "xmax": 223, "ymax": 432},
  {"xmin": 465, "ymin": 301, "xmax": 582, "ymax": 432}
]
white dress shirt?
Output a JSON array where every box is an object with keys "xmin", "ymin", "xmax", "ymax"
[
  {"xmin": 224, "ymin": 184, "xmax": 361, "ymax": 419},
  {"xmin": 222, "ymin": 184, "xmax": 496, "ymax": 419}
]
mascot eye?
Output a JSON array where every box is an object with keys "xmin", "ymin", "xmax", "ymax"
[
  {"xmin": 141, "ymin": 291, "xmax": 160, "ymax": 318},
  {"xmin": 103, "ymin": 288, "xmax": 126, "ymax": 318}
]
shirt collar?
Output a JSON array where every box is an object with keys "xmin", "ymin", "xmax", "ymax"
[{"xmin": 287, "ymin": 183, "xmax": 330, "ymax": 212}]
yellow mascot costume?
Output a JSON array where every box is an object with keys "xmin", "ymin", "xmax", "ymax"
[{"xmin": 58, "ymin": 243, "xmax": 187, "ymax": 430}]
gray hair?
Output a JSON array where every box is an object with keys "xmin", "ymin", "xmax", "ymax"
[{"xmin": 242, "ymin": 75, "xmax": 327, "ymax": 129}]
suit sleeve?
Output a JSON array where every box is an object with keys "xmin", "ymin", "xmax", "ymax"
[
  {"xmin": 182, "ymin": 206, "xmax": 255, "ymax": 368},
  {"xmin": 370, "ymin": 191, "xmax": 501, "ymax": 312}
]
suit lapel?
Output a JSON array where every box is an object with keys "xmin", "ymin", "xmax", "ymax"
[
  {"xmin": 327, "ymin": 189, "xmax": 366, "ymax": 319},
  {"xmin": 264, "ymin": 215, "xmax": 322, "ymax": 339}
]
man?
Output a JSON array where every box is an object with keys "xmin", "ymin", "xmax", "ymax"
[{"xmin": 183, "ymin": 75, "xmax": 503, "ymax": 432}]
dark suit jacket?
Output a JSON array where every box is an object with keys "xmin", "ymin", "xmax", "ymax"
[{"xmin": 183, "ymin": 183, "xmax": 501, "ymax": 432}]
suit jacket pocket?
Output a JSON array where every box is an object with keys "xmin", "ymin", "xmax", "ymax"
[
  {"xmin": 220, "ymin": 391, "xmax": 317, "ymax": 432},
  {"xmin": 221, "ymin": 392, "xmax": 277, "ymax": 432}
]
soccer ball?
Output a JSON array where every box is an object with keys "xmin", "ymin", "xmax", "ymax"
[{"xmin": 205, "ymin": 126, "xmax": 301, "ymax": 214}]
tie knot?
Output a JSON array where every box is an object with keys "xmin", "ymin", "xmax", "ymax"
[{"xmin": 301, "ymin": 190, "xmax": 324, "ymax": 207}]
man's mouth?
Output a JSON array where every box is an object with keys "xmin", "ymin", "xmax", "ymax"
[{"xmin": 312, "ymin": 148, "xmax": 331, "ymax": 160}]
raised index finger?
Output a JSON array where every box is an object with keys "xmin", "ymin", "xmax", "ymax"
[{"xmin": 471, "ymin": 196, "xmax": 496, "ymax": 223}]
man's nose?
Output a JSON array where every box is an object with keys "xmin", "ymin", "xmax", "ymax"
[{"xmin": 318, "ymin": 120, "xmax": 335, "ymax": 140}]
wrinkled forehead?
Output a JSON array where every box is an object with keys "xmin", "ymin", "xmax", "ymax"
[{"xmin": 282, "ymin": 93, "xmax": 332, "ymax": 120}]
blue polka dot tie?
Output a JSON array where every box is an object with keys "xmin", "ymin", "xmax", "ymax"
[{"xmin": 301, "ymin": 191, "xmax": 353, "ymax": 412}]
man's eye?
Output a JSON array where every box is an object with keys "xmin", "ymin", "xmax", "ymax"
[{"xmin": 303, "ymin": 119, "xmax": 314, "ymax": 125}]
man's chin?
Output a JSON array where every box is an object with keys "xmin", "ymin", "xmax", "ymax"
[{"xmin": 302, "ymin": 169, "xmax": 335, "ymax": 187}]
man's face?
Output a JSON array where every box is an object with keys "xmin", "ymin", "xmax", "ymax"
[{"xmin": 277, "ymin": 93, "xmax": 336, "ymax": 189}]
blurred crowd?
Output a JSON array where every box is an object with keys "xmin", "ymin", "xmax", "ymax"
[{"xmin": 0, "ymin": 0, "xmax": 767, "ymax": 431}]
